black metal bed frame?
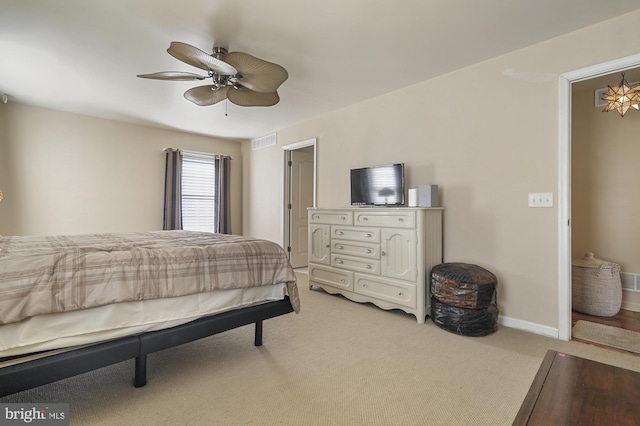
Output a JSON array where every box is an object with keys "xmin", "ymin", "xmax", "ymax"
[{"xmin": 0, "ymin": 297, "xmax": 294, "ymax": 397}]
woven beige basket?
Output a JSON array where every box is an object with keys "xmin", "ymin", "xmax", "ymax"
[{"xmin": 572, "ymin": 252, "xmax": 622, "ymax": 317}]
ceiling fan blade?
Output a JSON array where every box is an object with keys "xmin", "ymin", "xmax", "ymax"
[
  {"xmin": 224, "ymin": 52, "xmax": 288, "ymax": 93},
  {"xmin": 167, "ymin": 42, "xmax": 237, "ymax": 76},
  {"xmin": 136, "ymin": 71, "xmax": 206, "ymax": 81},
  {"xmin": 184, "ymin": 85, "xmax": 229, "ymax": 106},
  {"xmin": 227, "ymin": 87, "xmax": 280, "ymax": 106}
]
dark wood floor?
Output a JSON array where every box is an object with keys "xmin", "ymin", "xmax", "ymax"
[
  {"xmin": 572, "ymin": 308, "xmax": 640, "ymax": 354},
  {"xmin": 513, "ymin": 350, "xmax": 640, "ymax": 425},
  {"xmin": 572, "ymin": 308, "xmax": 640, "ymax": 332}
]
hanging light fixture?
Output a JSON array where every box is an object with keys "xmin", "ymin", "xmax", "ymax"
[{"xmin": 601, "ymin": 73, "xmax": 640, "ymax": 117}]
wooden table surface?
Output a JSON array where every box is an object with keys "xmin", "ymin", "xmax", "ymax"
[{"xmin": 513, "ymin": 350, "xmax": 640, "ymax": 425}]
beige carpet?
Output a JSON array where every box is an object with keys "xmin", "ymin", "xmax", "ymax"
[
  {"xmin": 2, "ymin": 273, "xmax": 639, "ymax": 425},
  {"xmin": 572, "ymin": 320, "xmax": 640, "ymax": 354}
]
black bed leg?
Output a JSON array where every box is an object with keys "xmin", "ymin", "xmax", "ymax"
[
  {"xmin": 254, "ymin": 320, "xmax": 263, "ymax": 346},
  {"xmin": 134, "ymin": 354, "xmax": 147, "ymax": 387}
]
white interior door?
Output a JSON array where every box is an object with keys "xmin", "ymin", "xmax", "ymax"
[{"xmin": 289, "ymin": 148, "xmax": 314, "ymax": 268}]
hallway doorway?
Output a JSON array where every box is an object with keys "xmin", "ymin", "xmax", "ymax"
[
  {"xmin": 282, "ymin": 138, "xmax": 317, "ymax": 268},
  {"xmin": 559, "ymin": 53, "xmax": 640, "ymax": 341}
]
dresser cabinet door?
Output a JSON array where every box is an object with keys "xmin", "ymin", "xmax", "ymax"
[
  {"xmin": 381, "ymin": 228, "xmax": 417, "ymax": 281},
  {"xmin": 309, "ymin": 224, "xmax": 331, "ymax": 264}
]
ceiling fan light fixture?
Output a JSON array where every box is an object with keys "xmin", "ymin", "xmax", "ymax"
[
  {"xmin": 211, "ymin": 47, "xmax": 228, "ymax": 60},
  {"xmin": 211, "ymin": 73, "xmax": 230, "ymax": 88},
  {"xmin": 601, "ymin": 73, "xmax": 640, "ymax": 117},
  {"xmin": 138, "ymin": 41, "xmax": 287, "ymax": 108}
]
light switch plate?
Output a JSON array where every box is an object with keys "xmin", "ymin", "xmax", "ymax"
[{"xmin": 528, "ymin": 193, "xmax": 553, "ymax": 208}]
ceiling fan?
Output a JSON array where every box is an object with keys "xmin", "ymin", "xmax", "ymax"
[{"xmin": 137, "ymin": 42, "xmax": 288, "ymax": 107}]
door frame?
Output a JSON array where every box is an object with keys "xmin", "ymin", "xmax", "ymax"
[
  {"xmin": 558, "ymin": 53, "xmax": 640, "ymax": 340},
  {"xmin": 281, "ymin": 138, "xmax": 317, "ymax": 260}
]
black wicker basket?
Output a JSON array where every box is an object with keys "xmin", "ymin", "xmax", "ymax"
[
  {"xmin": 431, "ymin": 296, "xmax": 498, "ymax": 337},
  {"xmin": 431, "ymin": 262, "xmax": 497, "ymax": 309}
]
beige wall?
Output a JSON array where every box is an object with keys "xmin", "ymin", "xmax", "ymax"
[
  {"xmin": 0, "ymin": 103, "xmax": 242, "ymax": 236},
  {"xmin": 241, "ymin": 137, "xmax": 284, "ymax": 242},
  {"xmin": 242, "ymin": 10, "xmax": 640, "ymax": 331},
  {"xmin": 572, "ymin": 85, "xmax": 640, "ymax": 311},
  {"xmin": 0, "ymin": 102, "xmax": 13, "ymax": 229}
]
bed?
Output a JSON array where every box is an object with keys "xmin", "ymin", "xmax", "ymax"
[{"xmin": 0, "ymin": 230, "xmax": 300, "ymax": 397}]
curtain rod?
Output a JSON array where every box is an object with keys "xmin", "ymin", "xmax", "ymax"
[{"xmin": 163, "ymin": 148, "xmax": 232, "ymax": 160}]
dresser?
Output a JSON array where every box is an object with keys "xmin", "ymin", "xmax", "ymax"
[{"xmin": 308, "ymin": 207, "xmax": 443, "ymax": 323}]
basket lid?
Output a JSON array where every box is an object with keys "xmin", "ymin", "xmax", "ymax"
[
  {"xmin": 572, "ymin": 252, "xmax": 619, "ymax": 269},
  {"xmin": 431, "ymin": 262, "xmax": 497, "ymax": 285}
]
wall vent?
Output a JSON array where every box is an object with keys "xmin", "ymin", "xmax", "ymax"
[
  {"xmin": 252, "ymin": 133, "xmax": 277, "ymax": 150},
  {"xmin": 621, "ymin": 272, "xmax": 640, "ymax": 293}
]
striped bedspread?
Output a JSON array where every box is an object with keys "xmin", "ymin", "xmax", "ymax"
[{"xmin": 0, "ymin": 231, "xmax": 299, "ymax": 325}]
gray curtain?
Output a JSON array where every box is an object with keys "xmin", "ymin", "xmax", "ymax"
[
  {"xmin": 216, "ymin": 155, "xmax": 232, "ymax": 234},
  {"xmin": 163, "ymin": 148, "xmax": 182, "ymax": 230}
]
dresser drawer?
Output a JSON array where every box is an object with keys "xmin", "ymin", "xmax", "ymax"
[
  {"xmin": 332, "ymin": 254, "xmax": 380, "ymax": 275},
  {"xmin": 354, "ymin": 274, "xmax": 417, "ymax": 308},
  {"xmin": 332, "ymin": 239, "xmax": 379, "ymax": 260},
  {"xmin": 309, "ymin": 210, "xmax": 353, "ymax": 225},
  {"xmin": 309, "ymin": 263, "xmax": 354, "ymax": 291},
  {"xmin": 332, "ymin": 226, "xmax": 379, "ymax": 243},
  {"xmin": 354, "ymin": 210, "xmax": 416, "ymax": 228}
]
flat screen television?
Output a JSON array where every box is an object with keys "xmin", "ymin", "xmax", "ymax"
[{"xmin": 350, "ymin": 163, "xmax": 405, "ymax": 206}]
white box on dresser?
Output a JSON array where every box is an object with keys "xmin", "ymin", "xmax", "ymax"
[{"xmin": 308, "ymin": 207, "xmax": 443, "ymax": 323}]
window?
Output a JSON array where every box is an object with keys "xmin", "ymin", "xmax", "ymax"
[
  {"xmin": 181, "ymin": 152, "xmax": 218, "ymax": 233},
  {"xmin": 163, "ymin": 149, "xmax": 230, "ymax": 233}
]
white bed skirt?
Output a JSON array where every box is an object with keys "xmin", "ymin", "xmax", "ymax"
[{"xmin": 0, "ymin": 284, "xmax": 287, "ymax": 357}]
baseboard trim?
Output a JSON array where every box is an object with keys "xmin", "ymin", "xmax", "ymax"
[
  {"xmin": 621, "ymin": 300, "xmax": 640, "ymax": 313},
  {"xmin": 499, "ymin": 315, "xmax": 559, "ymax": 339}
]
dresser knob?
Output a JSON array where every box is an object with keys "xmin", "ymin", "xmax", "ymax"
[
  {"xmin": 365, "ymin": 233, "xmax": 373, "ymax": 238},
  {"xmin": 366, "ymin": 264, "xmax": 372, "ymax": 269},
  {"xmin": 337, "ymin": 231, "xmax": 344, "ymax": 235},
  {"xmin": 362, "ymin": 284, "xmax": 368, "ymax": 288},
  {"xmin": 340, "ymin": 279, "xmax": 345, "ymax": 283},
  {"xmin": 337, "ymin": 245, "xmax": 343, "ymax": 249},
  {"xmin": 366, "ymin": 249, "xmax": 372, "ymax": 254},
  {"xmin": 363, "ymin": 217, "xmax": 368, "ymax": 221},
  {"xmin": 336, "ymin": 259, "xmax": 343, "ymax": 264},
  {"xmin": 399, "ymin": 292, "xmax": 404, "ymax": 297},
  {"xmin": 399, "ymin": 218, "xmax": 404, "ymax": 222},
  {"xmin": 381, "ymin": 251, "xmax": 386, "ymax": 256},
  {"xmin": 325, "ymin": 244, "xmax": 330, "ymax": 248}
]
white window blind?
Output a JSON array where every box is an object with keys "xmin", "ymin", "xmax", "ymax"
[{"xmin": 181, "ymin": 152, "xmax": 217, "ymax": 233}]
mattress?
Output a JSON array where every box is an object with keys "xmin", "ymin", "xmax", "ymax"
[
  {"xmin": 0, "ymin": 231, "xmax": 299, "ymax": 325},
  {"xmin": 0, "ymin": 231, "xmax": 300, "ymax": 358},
  {"xmin": 0, "ymin": 283, "xmax": 287, "ymax": 357}
]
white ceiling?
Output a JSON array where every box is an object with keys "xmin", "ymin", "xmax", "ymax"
[{"xmin": 2, "ymin": 0, "xmax": 640, "ymax": 141}]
